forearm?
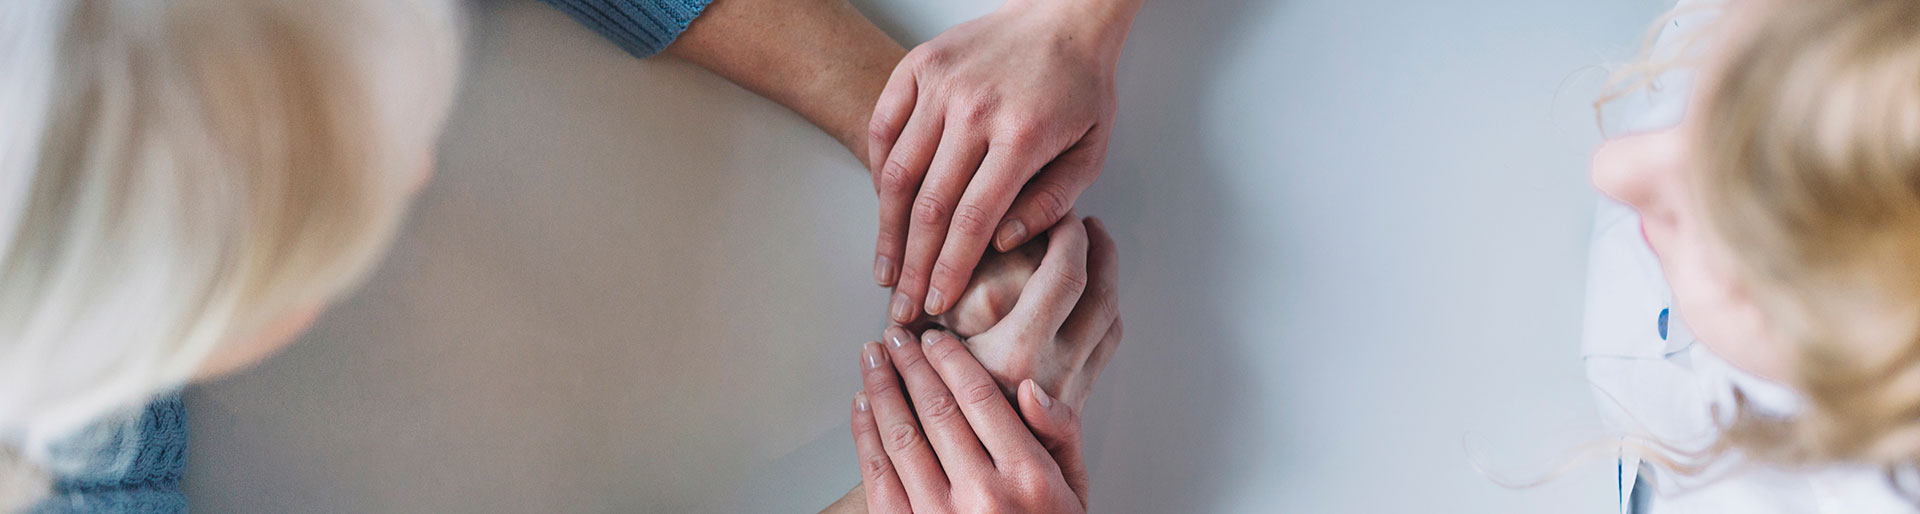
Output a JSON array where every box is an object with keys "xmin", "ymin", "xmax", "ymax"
[{"xmin": 666, "ymin": 0, "xmax": 905, "ymax": 167}]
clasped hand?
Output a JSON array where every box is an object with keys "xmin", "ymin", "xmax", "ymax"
[{"xmin": 848, "ymin": 213, "xmax": 1119, "ymax": 514}]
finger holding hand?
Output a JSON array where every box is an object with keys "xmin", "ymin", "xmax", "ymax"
[
  {"xmin": 872, "ymin": 93, "xmax": 944, "ymax": 290},
  {"xmin": 881, "ymin": 327, "xmax": 992, "ymax": 475},
  {"xmin": 1018, "ymin": 379, "xmax": 1089, "ymax": 508},
  {"xmin": 858, "ymin": 342, "xmax": 950, "ymax": 505},
  {"xmin": 920, "ymin": 329, "xmax": 1054, "ymax": 472},
  {"xmin": 851, "ymin": 392, "xmax": 913, "ymax": 513},
  {"xmin": 894, "ymin": 117, "xmax": 989, "ymax": 323},
  {"xmin": 923, "ymin": 139, "xmax": 1056, "ymax": 317},
  {"xmin": 1060, "ymin": 216, "xmax": 1121, "ymax": 355},
  {"xmin": 995, "ymin": 131, "xmax": 1108, "ymax": 253},
  {"xmin": 867, "ymin": 64, "xmax": 920, "ymax": 184},
  {"xmin": 1000, "ymin": 212, "xmax": 1090, "ymax": 340}
]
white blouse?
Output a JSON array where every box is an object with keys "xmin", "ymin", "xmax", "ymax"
[{"xmin": 1582, "ymin": 4, "xmax": 1916, "ymax": 512}]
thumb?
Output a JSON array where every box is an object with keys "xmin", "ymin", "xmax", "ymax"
[{"xmin": 1018, "ymin": 379, "xmax": 1089, "ymax": 506}]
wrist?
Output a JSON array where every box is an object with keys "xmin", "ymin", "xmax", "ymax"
[{"xmin": 1005, "ymin": 0, "xmax": 1143, "ymax": 60}]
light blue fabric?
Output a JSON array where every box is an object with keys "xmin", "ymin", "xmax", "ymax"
[
  {"xmin": 29, "ymin": 394, "xmax": 187, "ymax": 514},
  {"xmin": 540, "ymin": 0, "xmax": 714, "ymax": 58}
]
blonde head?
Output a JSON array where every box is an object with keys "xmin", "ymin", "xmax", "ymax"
[
  {"xmin": 0, "ymin": 0, "xmax": 461, "ymax": 478},
  {"xmin": 1687, "ymin": 0, "xmax": 1920, "ymax": 470}
]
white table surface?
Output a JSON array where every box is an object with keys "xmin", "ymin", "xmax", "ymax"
[{"xmin": 185, "ymin": 0, "xmax": 1673, "ymax": 511}]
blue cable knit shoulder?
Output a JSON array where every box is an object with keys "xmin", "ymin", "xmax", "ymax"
[
  {"xmin": 30, "ymin": 394, "xmax": 188, "ymax": 514},
  {"xmin": 539, "ymin": 0, "xmax": 714, "ymax": 58}
]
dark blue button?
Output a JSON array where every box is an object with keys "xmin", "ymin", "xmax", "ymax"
[{"xmin": 1658, "ymin": 308, "xmax": 1670, "ymax": 340}]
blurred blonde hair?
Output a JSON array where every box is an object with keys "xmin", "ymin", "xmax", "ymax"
[
  {"xmin": 0, "ymin": 0, "xmax": 461, "ymax": 494},
  {"xmin": 1593, "ymin": 0, "xmax": 1920, "ymax": 490},
  {"xmin": 1691, "ymin": 0, "xmax": 1920, "ymax": 473}
]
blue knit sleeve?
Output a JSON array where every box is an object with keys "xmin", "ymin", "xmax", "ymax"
[
  {"xmin": 539, "ymin": 0, "xmax": 713, "ymax": 58},
  {"xmin": 30, "ymin": 394, "xmax": 187, "ymax": 514}
]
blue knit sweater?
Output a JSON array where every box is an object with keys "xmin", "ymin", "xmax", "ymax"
[
  {"xmin": 539, "ymin": 0, "xmax": 715, "ymax": 58},
  {"xmin": 28, "ymin": 395, "xmax": 187, "ymax": 514}
]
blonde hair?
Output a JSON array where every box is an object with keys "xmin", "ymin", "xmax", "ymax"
[
  {"xmin": 1690, "ymin": 0, "xmax": 1920, "ymax": 472},
  {"xmin": 0, "ymin": 0, "xmax": 461, "ymax": 489},
  {"xmin": 1586, "ymin": 0, "xmax": 1920, "ymax": 494}
]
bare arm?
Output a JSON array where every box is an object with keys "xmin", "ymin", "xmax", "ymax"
[
  {"xmin": 819, "ymin": 484, "xmax": 867, "ymax": 514},
  {"xmin": 665, "ymin": 0, "xmax": 906, "ymax": 167}
]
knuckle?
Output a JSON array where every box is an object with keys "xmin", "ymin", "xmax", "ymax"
[
  {"xmin": 893, "ymin": 349, "xmax": 930, "ymax": 374},
  {"xmin": 998, "ymin": 117, "xmax": 1046, "ymax": 146},
  {"xmin": 960, "ymin": 96, "xmax": 997, "ymax": 123},
  {"xmin": 875, "ymin": 232, "xmax": 902, "ymax": 252},
  {"xmin": 1058, "ymin": 266, "xmax": 1090, "ymax": 298},
  {"xmin": 959, "ymin": 379, "xmax": 1002, "ymax": 407},
  {"xmin": 1029, "ymin": 184, "xmax": 1074, "ymax": 220},
  {"xmin": 962, "ymin": 490, "xmax": 1004, "ymax": 512},
  {"xmin": 928, "ymin": 338, "xmax": 968, "ymax": 360},
  {"xmin": 862, "ymin": 455, "xmax": 893, "ymax": 480},
  {"xmin": 913, "ymin": 195, "xmax": 951, "ymax": 225},
  {"xmin": 1093, "ymin": 293, "xmax": 1120, "ymax": 323},
  {"xmin": 918, "ymin": 393, "xmax": 961, "ymax": 422},
  {"xmin": 951, "ymin": 203, "xmax": 995, "ymax": 236},
  {"xmin": 908, "ymin": 46, "xmax": 949, "ymax": 69},
  {"xmin": 879, "ymin": 161, "xmax": 917, "ymax": 193},
  {"xmin": 930, "ymin": 261, "xmax": 964, "ymax": 284},
  {"xmin": 1005, "ymin": 463, "xmax": 1050, "ymax": 493},
  {"xmin": 975, "ymin": 489, "xmax": 1021, "ymax": 514},
  {"xmin": 864, "ymin": 377, "xmax": 901, "ymax": 398},
  {"xmin": 884, "ymin": 422, "xmax": 923, "ymax": 452},
  {"xmin": 869, "ymin": 114, "xmax": 896, "ymax": 140},
  {"xmin": 896, "ymin": 264, "xmax": 927, "ymax": 286}
]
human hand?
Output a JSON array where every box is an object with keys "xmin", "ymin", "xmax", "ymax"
[
  {"xmin": 869, "ymin": 0, "xmax": 1139, "ymax": 325},
  {"xmin": 853, "ymin": 329, "xmax": 1090, "ymax": 513},
  {"xmin": 929, "ymin": 235, "xmax": 1046, "ymax": 339},
  {"xmin": 942, "ymin": 214, "xmax": 1119, "ymax": 410}
]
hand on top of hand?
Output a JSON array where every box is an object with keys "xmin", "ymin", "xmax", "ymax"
[
  {"xmin": 869, "ymin": 0, "xmax": 1136, "ymax": 326},
  {"xmin": 929, "ymin": 235, "xmax": 1046, "ymax": 339},
  {"xmin": 943, "ymin": 214, "xmax": 1120, "ymax": 409},
  {"xmin": 848, "ymin": 213, "xmax": 1120, "ymax": 514},
  {"xmin": 854, "ymin": 330, "xmax": 1090, "ymax": 514}
]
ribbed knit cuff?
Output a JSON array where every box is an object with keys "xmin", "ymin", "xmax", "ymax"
[
  {"xmin": 30, "ymin": 394, "xmax": 187, "ymax": 514},
  {"xmin": 541, "ymin": 0, "xmax": 714, "ymax": 58}
]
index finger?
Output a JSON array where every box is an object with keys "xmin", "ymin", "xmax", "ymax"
[
  {"xmin": 1000, "ymin": 212, "xmax": 1090, "ymax": 340},
  {"xmin": 919, "ymin": 329, "xmax": 1051, "ymax": 470},
  {"xmin": 882, "ymin": 327, "xmax": 993, "ymax": 474},
  {"xmin": 1060, "ymin": 216, "xmax": 1120, "ymax": 347},
  {"xmin": 851, "ymin": 392, "xmax": 913, "ymax": 513},
  {"xmin": 923, "ymin": 143, "xmax": 1053, "ymax": 317},
  {"xmin": 859, "ymin": 342, "xmax": 951, "ymax": 503},
  {"xmin": 868, "ymin": 64, "xmax": 920, "ymax": 180}
]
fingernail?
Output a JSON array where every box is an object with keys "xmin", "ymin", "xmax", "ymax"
[
  {"xmin": 924, "ymin": 289, "xmax": 945, "ymax": 315},
  {"xmin": 922, "ymin": 330, "xmax": 942, "ymax": 346},
  {"xmin": 873, "ymin": 255, "xmax": 895, "ymax": 286},
  {"xmin": 864, "ymin": 342, "xmax": 885, "ymax": 369},
  {"xmin": 995, "ymin": 220, "xmax": 1027, "ymax": 252},
  {"xmin": 886, "ymin": 326, "xmax": 911, "ymax": 349},
  {"xmin": 855, "ymin": 392, "xmax": 870, "ymax": 412},
  {"xmin": 1030, "ymin": 380, "xmax": 1054, "ymax": 408},
  {"xmin": 890, "ymin": 292, "xmax": 913, "ymax": 322}
]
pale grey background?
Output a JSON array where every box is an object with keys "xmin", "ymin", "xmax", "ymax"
[{"xmin": 185, "ymin": 0, "xmax": 1672, "ymax": 512}]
